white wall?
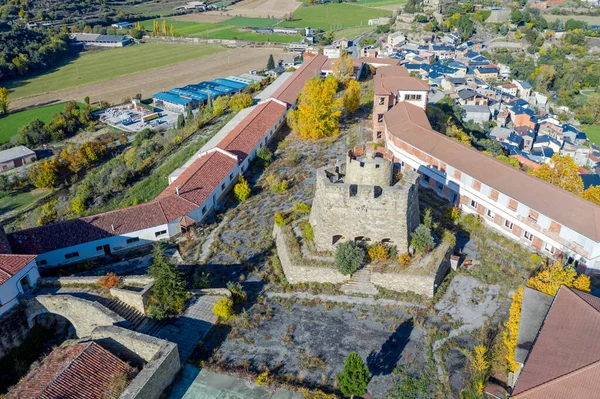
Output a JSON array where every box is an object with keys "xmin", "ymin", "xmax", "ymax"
[{"xmin": 0, "ymin": 261, "xmax": 40, "ymax": 317}]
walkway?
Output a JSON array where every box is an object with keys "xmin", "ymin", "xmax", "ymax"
[
  {"xmin": 168, "ymin": 366, "xmax": 302, "ymax": 399},
  {"xmin": 154, "ymin": 294, "xmax": 222, "ymax": 363},
  {"xmin": 264, "ymin": 292, "xmax": 427, "ymax": 309}
]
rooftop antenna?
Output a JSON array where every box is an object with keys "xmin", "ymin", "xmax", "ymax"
[{"xmin": 176, "ymin": 185, "xmax": 180, "ymax": 195}]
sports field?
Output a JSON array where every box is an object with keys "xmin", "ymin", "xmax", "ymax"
[
  {"xmin": 0, "ymin": 103, "xmax": 67, "ymax": 143},
  {"xmin": 585, "ymin": 125, "xmax": 600, "ymax": 147},
  {"xmin": 6, "ymin": 43, "xmax": 226, "ymax": 100},
  {"xmin": 140, "ymin": 18, "xmax": 296, "ymax": 42},
  {"xmin": 280, "ymin": 3, "xmax": 391, "ymax": 30}
]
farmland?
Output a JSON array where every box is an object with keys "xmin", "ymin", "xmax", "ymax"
[
  {"xmin": 5, "ymin": 43, "xmax": 226, "ymax": 100},
  {"xmin": 0, "ymin": 103, "xmax": 68, "ymax": 143},
  {"xmin": 280, "ymin": 3, "xmax": 391, "ymax": 30}
]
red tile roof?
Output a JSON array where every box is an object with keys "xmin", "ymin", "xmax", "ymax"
[
  {"xmin": 273, "ymin": 54, "xmax": 328, "ymax": 105},
  {"xmin": 375, "ymin": 74, "xmax": 429, "ymax": 95},
  {"xmin": 512, "ymin": 288, "xmax": 600, "ymax": 399},
  {"xmin": 0, "ymin": 254, "xmax": 36, "ymax": 284},
  {"xmin": 157, "ymin": 149, "xmax": 238, "ymax": 206},
  {"xmin": 5, "ymin": 341, "xmax": 132, "ymax": 399},
  {"xmin": 218, "ymin": 100, "xmax": 286, "ymax": 161},
  {"xmin": 361, "ymin": 57, "xmax": 402, "ymax": 66},
  {"xmin": 384, "ymin": 101, "xmax": 600, "ymax": 242},
  {"xmin": 376, "ymin": 65, "xmax": 410, "ymax": 78}
]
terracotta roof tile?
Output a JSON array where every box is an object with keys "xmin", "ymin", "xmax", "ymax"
[
  {"xmin": 361, "ymin": 57, "xmax": 401, "ymax": 66},
  {"xmin": 6, "ymin": 342, "xmax": 132, "ymax": 399},
  {"xmin": 375, "ymin": 74, "xmax": 429, "ymax": 95},
  {"xmin": 385, "ymin": 101, "xmax": 600, "ymax": 242},
  {"xmin": 512, "ymin": 288, "xmax": 600, "ymax": 399},
  {"xmin": 273, "ymin": 55, "xmax": 327, "ymax": 105},
  {"xmin": 218, "ymin": 100, "xmax": 286, "ymax": 161},
  {"xmin": 0, "ymin": 254, "xmax": 36, "ymax": 284}
]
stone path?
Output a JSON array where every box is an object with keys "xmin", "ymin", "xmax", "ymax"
[
  {"xmin": 265, "ymin": 292, "xmax": 427, "ymax": 309},
  {"xmin": 154, "ymin": 294, "xmax": 222, "ymax": 363},
  {"xmin": 199, "ymin": 216, "xmax": 230, "ymax": 263},
  {"xmin": 340, "ymin": 267, "xmax": 380, "ymax": 296}
]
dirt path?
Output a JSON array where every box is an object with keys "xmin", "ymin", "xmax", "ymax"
[
  {"xmin": 11, "ymin": 47, "xmax": 287, "ymax": 111},
  {"xmin": 205, "ymin": 0, "xmax": 301, "ymax": 19}
]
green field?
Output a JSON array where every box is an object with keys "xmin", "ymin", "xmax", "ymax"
[
  {"xmin": 0, "ymin": 188, "xmax": 51, "ymax": 222},
  {"xmin": 140, "ymin": 18, "xmax": 298, "ymax": 42},
  {"xmin": 221, "ymin": 17, "xmax": 278, "ymax": 27},
  {"xmin": 281, "ymin": 3, "xmax": 391, "ymax": 30},
  {"xmin": 351, "ymin": 0, "xmax": 406, "ymax": 6},
  {"xmin": 585, "ymin": 125, "xmax": 600, "ymax": 147},
  {"xmin": 6, "ymin": 43, "xmax": 226, "ymax": 100},
  {"xmin": 0, "ymin": 103, "xmax": 68, "ymax": 143},
  {"xmin": 333, "ymin": 26, "xmax": 374, "ymax": 40}
]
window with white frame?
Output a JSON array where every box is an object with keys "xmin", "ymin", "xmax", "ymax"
[
  {"xmin": 504, "ymin": 220, "xmax": 513, "ymax": 230},
  {"xmin": 126, "ymin": 237, "xmax": 139, "ymax": 244},
  {"xmin": 524, "ymin": 231, "xmax": 534, "ymax": 242},
  {"xmin": 486, "ymin": 209, "xmax": 494, "ymax": 219},
  {"xmin": 378, "ymin": 97, "xmax": 385, "ymax": 105},
  {"xmin": 155, "ymin": 230, "xmax": 167, "ymax": 237},
  {"xmin": 470, "ymin": 199, "xmax": 478, "ymax": 209},
  {"xmin": 544, "ymin": 242, "xmax": 555, "ymax": 254}
]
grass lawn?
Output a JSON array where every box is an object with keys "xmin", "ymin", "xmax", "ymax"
[
  {"xmin": 220, "ymin": 17, "xmax": 279, "ymax": 27},
  {"xmin": 0, "ymin": 103, "xmax": 68, "ymax": 143},
  {"xmin": 6, "ymin": 43, "xmax": 226, "ymax": 100},
  {"xmin": 281, "ymin": 3, "xmax": 391, "ymax": 30},
  {"xmin": 585, "ymin": 125, "xmax": 600, "ymax": 147},
  {"xmin": 0, "ymin": 188, "xmax": 51, "ymax": 222},
  {"xmin": 352, "ymin": 0, "xmax": 406, "ymax": 6},
  {"xmin": 333, "ymin": 25, "xmax": 374, "ymax": 40}
]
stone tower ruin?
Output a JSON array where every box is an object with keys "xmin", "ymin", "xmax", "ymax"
[{"xmin": 309, "ymin": 148, "xmax": 420, "ymax": 252}]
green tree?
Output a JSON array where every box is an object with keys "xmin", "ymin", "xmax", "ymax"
[
  {"xmin": 335, "ymin": 241, "xmax": 365, "ymax": 275},
  {"xmin": 267, "ymin": 54, "xmax": 275, "ymax": 70},
  {"xmin": 147, "ymin": 243, "xmax": 188, "ymax": 319},
  {"xmin": 337, "ymin": 352, "xmax": 370, "ymax": 398},
  {"xmin": 257, "ymin": 147, "xmax": 273, "ymax": 163},
  {"xmin": 37, "ymin": 200, "xmax": 57, "ymax": 226},
  {"xmin": 0, "ymin": 87, "xmax": 9, "ymax": 115},
  {"xmin": 177, "ymin": 113, "xmax": 185, "ymax": 129},
  {"xmin": 410, "ymin": 224, "xmax": 435, "ymax": 254},
  {"xmin": 71, "ymin": 196, "xmax": 86, "ymax": 214},
  {"xmin": 213, "ymin": 96, "xmax": 229, "ymax": 117},
  {"xmin": 230, "ymin": 93, "xmax": 254, "ymax": 111}
]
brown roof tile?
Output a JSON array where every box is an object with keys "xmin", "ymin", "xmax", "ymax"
[
  {"xmin": 512, "ymin": 288, "xmax": 600, "ymax": 399},
  {"xmin": 375, "ymin": 74, "xmax": 429, "ymax": 95},
  {"xmin": 6, "ymin": 341, "xmax": 132, "ymax": 399},
  {"xmin": 385, "ymin": 101, "xmax": 600, "ymax": 242},
  {"xmin": 218, "ymin": 100, "xmax": 286, "ymax": 161},
  {"xmin": 376, "ymin": 65, "xmax": 410, "ymax": 78},
  {"xmin": 0, "ymin": 254, "xmax": 36, "ymax": 284},
  {"xmin": 360, "ymin": 57, "xmax": 401, "ymax": 66}
]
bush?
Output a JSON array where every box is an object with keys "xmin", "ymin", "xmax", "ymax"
[
  {"xmin": 292, "ymin": 202, "xmax": 311, "ymax": 214},
  {"xmin": 227, "ymin": 281, "xmax": 247, "ymax": 305},
  {"xmin": 212, "ymin": 297, "xmax": 235, "ymax": 321},
  {"xmin": 98, "ymin": 272, "xmax": 121, "ymax": 289},
  {"xmin": 398, "ymin": 253, "xmax": 412, "ymax": 266},
  {"xmin": 299, "ymin": 220, "xmax": 314, "ymax": 242},
  {"xmin": 442, "ymin": 230, "xmax": 456, "ymax": 248},
  {"xmin": 257, "ymin": 147, "xmax": 273, "ymax": 164},
  {"xmin": 411, "ymin": 224, "xmax": 435, "ymax": 254},
  {"xmin": 234, "ymin": 176, "xmax": 251, "ymax": 202},
  {"xmin": 274, "ymin": 212, "xmax": 286, "ymax": 226},
  {"xmin": 256, "ymin": 371, "xmax": 271, "ymax": 386},
  {"xmin": 266, "ymin": 174, "xmax": 288, "ymax": 193},
  {"xmin": 335, "ymin": 242, "xmax": 365, "ymax": 275},
  {"xmin": 367, "ymin": 242, "xmax": 389, "ymax": 263}
]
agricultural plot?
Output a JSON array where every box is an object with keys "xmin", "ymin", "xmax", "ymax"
[
  {"xmin": 6, "ymin": 43, "xmax": 225, "ymax": 100},
  {"xmin": 0, "ymin": 103, "xmax": 67, "ymax": 143},
  {"xmin": 221, "ymin": 16, "xmax": 279, "ymax": 27},
  {"xmin": 280, "ymin": 3, "xmax": 391, "ymax": 31}
]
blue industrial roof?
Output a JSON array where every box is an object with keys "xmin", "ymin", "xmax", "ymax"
[
  {"xmin": 212, "ymin": 78, "xmax": 247, "ymax": 90},
  {"xmin": 153, "ymin": 91, "xmax": 192, "ymax": 106},
  {"xmin": 171, "ymin": 88, "xmax": 207, "ymax": 101}
]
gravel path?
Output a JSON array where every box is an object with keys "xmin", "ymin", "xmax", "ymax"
[{"xmin": 265, "ymin": 291, "xmax": 427, "ymax": 308}]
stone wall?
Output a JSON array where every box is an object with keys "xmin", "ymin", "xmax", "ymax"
[
  {"xmin": 0, "ymin": 306, "xmax": 30, "ymax": 359},
  {"xmin": 273, "ymin": 224, "xmax": 350, "ymax": 285},
  {"xmin": 309, "ymin": 164, "xmax": 420, "ymax": 253},
  {"xmin": 110, "ymin": 283, "xmax": 153, "ymax": 314},
  {"xmin": 22, "ymin": 295, "xmax": 128, "ymax": 337},
  {"xmin": 91, "ymin": 326, "xmax": 180, "ymax": 399},
  {"xmin": 39, "ymin": 276, "xmax": 154, "ymax": 287}
]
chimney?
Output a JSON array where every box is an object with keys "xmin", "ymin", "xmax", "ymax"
[
  {"xmin": 111, "ymin": 224, "xmax": 115, "ymax": 232},
  {"xmin": 176, "ymin": 185, "xmax": 180, "ymax": 195}
]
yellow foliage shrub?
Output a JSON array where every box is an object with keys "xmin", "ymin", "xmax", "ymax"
[
  {"xmin": 527, "ymin": 262, "xmax": 590, "ymax": 296},
  {"xmin": 398, "ymin": 253, "xmax": 412, "ymax": 266},
  {"xmin": 503, "ymin": 287, "xmax": 524, "ymax": 373},
  {"xmin": 367, "ymin": 243, "xmax": 388, "ymax": 263},
  {"xmin": 212, "ymin": 297, "xmax": 235, "ymax": 321}
]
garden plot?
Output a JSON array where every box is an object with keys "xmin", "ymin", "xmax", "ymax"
[{"xmin": 214, "ymin": 298, "xmax": 427, "ymax": 397}]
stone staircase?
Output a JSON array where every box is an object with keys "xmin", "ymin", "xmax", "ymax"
[
  {"xmin": 103, "ymin": 298, "xmax": 167, "ymax": 335},
  {"xmin": 340, "ymin": 267, "xmax": 380, "ymax": 296}
]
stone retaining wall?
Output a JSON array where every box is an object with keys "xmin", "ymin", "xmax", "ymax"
[
  {"xmin": 273, "ymin": 224, "xmax": 350, "ymax": 285},
  {"xmin": 91, "ymin": 326, "xmax": 180, "ymax": 399},
  {"xmin": 0, "ymin": 306, "xmax": 30, "ymax": 359},
  {"xmin": 110, "ymin": 283, "xmax": 153, "ymax": 314},
  {"xmin": 38, "ymin": 276, "xmax": 154, "ymax": 287}
]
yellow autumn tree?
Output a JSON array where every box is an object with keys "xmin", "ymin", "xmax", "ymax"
[
  {"xmin": 447, "ymin": 124, "xmax": 472, "ymax": 147},
  {"xmin": 332, "ymin": 54, "xmax": 354, "ymax": 85},
  {"xmin": 169, "ymin": 24, "xmax": 175, "ymax": 37},
  {"xmin": 583, "ymin": 185, "xmax": 600, "ymax": 205},
  {"xmin": 527, "ymin": 262, "xmax": 591, "ymax": 296},
  {"xmin": 529, "ymin": 153, "xmax": 583, "ymax": 195},
  {"xmin": 153, "ymin": 20, "xmax": 159, "ymax": 35},
  {"xmin": 343, "ymin": 79, "xmax": 360, "ymax": 114},
  {"xmin": 287, "ymin": 76, "xmax": 342, "ymax": 140},
  {"xmin": 471, "ymin": 345, "xmax": 490, "ymax": 395},
  {"xmin": 0, "ymin": 87, "xmax": 9, "ymax": 115},
  {"xmin": 162, "ymin": 20, "xmax": 168, "ymax": 36},
  {"xmin": 503, "ymin": 287, "xmax": 524, "ymax": 373}
]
